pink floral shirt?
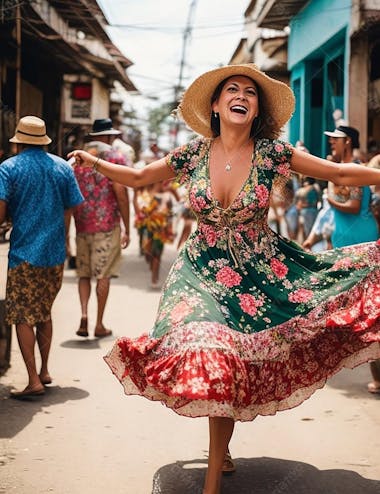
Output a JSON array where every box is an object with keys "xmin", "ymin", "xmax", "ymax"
[{"xmin": 74, "ymin": 145, "xmax": 126, "ymax": 234}]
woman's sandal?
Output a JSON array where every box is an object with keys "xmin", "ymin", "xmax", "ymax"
[
  {"xmin": 367, "ymin": 381, "xmax": 380, "ymax": 394},
  {"xmin": 221, "ymin": 450, "xmax": 236, "ymax": 475},
  {"xmin": 76, "ymin": 317, "xmax": 89, "ymax": 337}
]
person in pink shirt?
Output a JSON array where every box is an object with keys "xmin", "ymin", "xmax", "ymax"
[{"xmin": 73, "ymin": 119, "xmax": 130, "ymax": 338}]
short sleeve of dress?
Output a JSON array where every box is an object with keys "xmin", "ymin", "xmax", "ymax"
[
  {"xmin": 166, "ymin": 137, "xmax": 207, "ymax": 186},
  {"xmin": 270, "ymin": 139, "xmax": 293, "ymax": 180}
]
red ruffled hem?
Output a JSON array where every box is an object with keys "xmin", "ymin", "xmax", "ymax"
[
  {"xmin": 104, "ymin": 273, "xmax": 380, "ymax": 421},
  {"xmin": 104, "ymin": 332, "xmax": 380, "ymax": 422}
]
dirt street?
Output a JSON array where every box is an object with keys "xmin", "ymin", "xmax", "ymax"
[{"xmin": 1, "ymin": 237, "xmax": 380, "ymax": 494}]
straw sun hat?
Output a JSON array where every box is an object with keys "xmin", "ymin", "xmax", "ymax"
[
  {"xmin": 9, "ymin": 115, "xmax": 51, "ymax": 145},
  {"xmin": 178, "ymin": 63, "xmax": 295, "ymax": 139}
]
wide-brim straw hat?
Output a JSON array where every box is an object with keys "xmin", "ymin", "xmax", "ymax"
[
  {"xmin": 9, "ymin": 115, "xmax": 51, "ymax": 145},
  {"xmin": 178, "ymin": 63, "xmax": 295, "ymax": 138}
]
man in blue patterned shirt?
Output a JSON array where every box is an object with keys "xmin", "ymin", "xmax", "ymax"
[{"xmin": 0, "ymin": 116, "xmax": 83, "ymax": 399}]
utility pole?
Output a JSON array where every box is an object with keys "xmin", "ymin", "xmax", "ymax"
[
  {"xmin": 172, "ymin": 0, "xmax": 197, "ymax": 146},
  {"xmin": 15, "ymin": 3, "xmax": 22, "ymax": 122}
]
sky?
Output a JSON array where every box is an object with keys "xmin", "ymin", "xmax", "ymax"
[{"xmin": 98, "ymin": 0, "xmax": 250, "ymax": 110}]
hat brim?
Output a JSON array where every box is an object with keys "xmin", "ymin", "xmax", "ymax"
[
  {"xmin": 9, "ymin": 134, "xmax": 52, "ymax": 145},
  {"xmin": 324, "ymin": 130, "xmax": 347, "ymax": 138},
  {"xmin": 88, "ymin": 129, "xmax": 121, "ymax": 136},
  {"xmin": 179, "ymin": 63, "xmax": 295, "ymax": 138},
  {"xmin": 324, "ymin": 129, "xmax": 360, "ymax": 148}
]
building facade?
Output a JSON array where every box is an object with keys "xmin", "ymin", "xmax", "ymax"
[
  {"xmin": 253, "ymin": 0, "xmax": 380, "ymax": 158},
  {"xmin": 0, "ymin": 0, "xmax": 137, "ymax": 157}
]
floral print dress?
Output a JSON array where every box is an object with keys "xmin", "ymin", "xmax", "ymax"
[{"xmin": 105, "ymin": 137, "xmax": 380, "ymax": 421}]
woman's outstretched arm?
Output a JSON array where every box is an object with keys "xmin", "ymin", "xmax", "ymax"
[
  {"xmin": 68, "ymin": 150, "xmax": 175, "ymax": 188},
  {"xmin": 291, "ymin": 148, "xmax": 380, "ymax": 187}
]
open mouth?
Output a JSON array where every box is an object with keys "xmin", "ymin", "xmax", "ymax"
[{"xmin": 230, "ymin": 105, "xmax": 248, "ymax": 115}]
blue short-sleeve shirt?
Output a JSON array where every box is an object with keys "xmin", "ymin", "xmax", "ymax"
[{"xmin": 0, "ymin": 148, "xmax": 83, "ymax": 267}]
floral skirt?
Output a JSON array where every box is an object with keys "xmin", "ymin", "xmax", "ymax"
[
  {"xmin": 104, "ymin": 236, "xmax": 380, "ymax": 421},
  {"xmin": 6, "ymin": 262, "xmax": 63, "ymax": 325}
]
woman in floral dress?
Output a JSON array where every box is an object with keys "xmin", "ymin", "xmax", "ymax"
[
  {"xmin": 69, "ymin": 64, "xmax": 380, "ymax": 494},
  {"xmin": 135, "ymin": 181, "xmax": 175, "ymax": 288}
]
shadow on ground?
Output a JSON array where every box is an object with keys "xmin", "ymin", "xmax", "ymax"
[
  {"xmin": 60, "ymin": 338, "xmax": 105, "ymax": 350},
  {"xmin": 0, "ymin": 384, "xmax": 89, "ymax": 438},
  {"xmin": 152, "ymin": 457, "xmax": 380, "ymax": 494},
  {"xmin": 327, "ymin": 364, "xmax": 380, "ymax": 400}
]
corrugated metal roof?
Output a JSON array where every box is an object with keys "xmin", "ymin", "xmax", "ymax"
[{"xmin": 256, "ymin": 0, "xmax": 309, "ymax": 29}]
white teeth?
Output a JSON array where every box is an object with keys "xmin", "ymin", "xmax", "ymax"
[{"xmin": 231, "ymin": 105, "xmax": 247, "ymax": 113}]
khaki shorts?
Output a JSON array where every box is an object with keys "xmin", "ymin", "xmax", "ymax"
[
  {"xmin": 76, "ymin": 226, "xmax": 121, "ymax": 279},
  {"xmin": 6, "ymin": 262, "xmax": 64, "ymax": 325}
]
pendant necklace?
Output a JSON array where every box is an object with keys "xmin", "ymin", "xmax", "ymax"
[{"xmin": 220, "ymin": 140, "xmax": 251, "ymax": 172}]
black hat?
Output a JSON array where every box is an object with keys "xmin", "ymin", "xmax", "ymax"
[
  {"xmin": 324, "ymin": 125, "xmax": 360, "ymax": 149},
  {"xmin": 88, "ymin": 118, "xmax": 121, "ymax": 136}
]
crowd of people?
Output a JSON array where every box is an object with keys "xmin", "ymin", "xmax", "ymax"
[
  {"xmin": 0, "ymin": 115, "xmax": 197, "ymax": 397},
  {"xmin": 271, "ymin": 127, "xmax": 380, "ymax": 252},
  {"xmin": 1, "ymin": 61, "xmax": 380, "ymax": 494}
]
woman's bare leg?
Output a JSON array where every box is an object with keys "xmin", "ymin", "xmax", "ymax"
[{"xmin": 203, "ymin": 417, "xmax": 235, "ymax": 494}]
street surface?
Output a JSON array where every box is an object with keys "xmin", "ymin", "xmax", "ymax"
[{"xmin": 0, "ymin": 235, "xmax": 380, "ymax": 494}]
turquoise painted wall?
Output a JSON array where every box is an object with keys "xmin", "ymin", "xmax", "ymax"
[
  {"xmin": 288, "ymin": 0, "xmax": 352, "ymax": 157},
  {"xmin": 288, "ymin": 0, "xmax": 351, "ymax": 69}
]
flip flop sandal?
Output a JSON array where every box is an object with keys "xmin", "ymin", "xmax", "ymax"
[
  {"xmin": 222, "ymin": 451, "xmax": 236, "ymax": 475},
  {"xmin": 39, "ymin": 375, "xmax": 52, "ymax": 385},
  {"xmin": 76, "ymin": 317, "xmax": 89, "ymax": 337},
  {"xmin": 368, "ymin": 382, "xmax": 380, "ymax": 394},
  {"xmin": 94, "ymin": 329, "xmax": 112, "ymax": 338},
  {"xmin": 11, "ymin": 387, "xmax": 45, "ymax": 400}
]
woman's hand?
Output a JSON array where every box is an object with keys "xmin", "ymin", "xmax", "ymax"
[{"xmin": 67, "ymin": 150, "xmax": 96, "ymax": 168}]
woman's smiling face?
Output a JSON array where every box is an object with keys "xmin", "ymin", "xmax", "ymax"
[{"xmin": 212, "ymin": 75, "xmax": 259, "ymax": 129}]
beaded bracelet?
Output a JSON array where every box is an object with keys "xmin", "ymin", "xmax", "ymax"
[{"xmin": 92, "ymin": 157, "xmax": 100, "ymax": 172}]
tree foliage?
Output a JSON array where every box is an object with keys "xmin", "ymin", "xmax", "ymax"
[{"xmin": 148, "ymin": 102, "xmax": 175, "ymax": 138}]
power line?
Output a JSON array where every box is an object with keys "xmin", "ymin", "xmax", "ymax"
[{"xmin": 110, "ymin": 18, "xmax": 245, "ymax": 32}]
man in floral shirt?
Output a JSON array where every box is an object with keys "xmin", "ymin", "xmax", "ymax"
[{"xmin": 73, "ymin": 119, "xmax": 130, "ymax": 338}]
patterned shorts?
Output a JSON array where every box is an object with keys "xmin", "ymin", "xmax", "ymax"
[
  {"xmin": 6, "ymin": 262, "xmax": 64, "ymax": 325},
  {"xmin": 75, "ymin": 226, "xmax": 121, "ymax": 279}
]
